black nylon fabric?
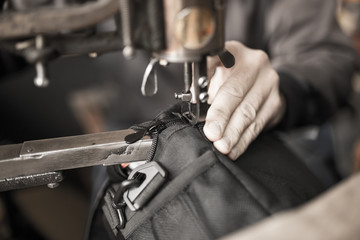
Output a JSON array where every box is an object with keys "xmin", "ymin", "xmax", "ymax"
[
  {"xmin": 116, "ymin": 107, "xmax": 324, "ymax": 239},
  {"xmin": 92, "ymin": 105, "xmax": 324, "ymax": 240}
]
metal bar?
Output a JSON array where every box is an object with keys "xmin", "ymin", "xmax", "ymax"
[
  {"xmin": 0, "ymin": 129, "xmax": 153, "ymax": 179},
  {"xmin": 0, "ymin": 171, "xmax": 63, "ymax": 192},
  {"xmin": 0, "ymin": 0, "xmax": 119, "ymax": 39},
  {"xmin": 119, "ymin": 0, "xmax": 135, "ymax": 58},
  {"xmin": 0, "ymin": 33, "xmax": 124, "ymax": 64},
  {"xmin": 184, "ymin": 62, "xmax": 192, "ymax": 92}
]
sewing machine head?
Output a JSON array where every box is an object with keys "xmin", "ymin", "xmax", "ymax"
[{"xmin": 0, "ymin": 0, "xmax": 230, "ymax": 124}]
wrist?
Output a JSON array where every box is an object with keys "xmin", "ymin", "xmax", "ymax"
[{"xmin": 276, "ymin": 71, "xmax": 308, "ymax": 129}]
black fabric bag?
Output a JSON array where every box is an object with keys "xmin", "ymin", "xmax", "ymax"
[{"xmin": 88, "ymin": 105, "xmax": 324, "ymax": 240}]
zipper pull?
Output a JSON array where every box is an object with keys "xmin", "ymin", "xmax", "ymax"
[
  {"xmin": 125, "ymin": 120, "xmax": 163, "ymax": 144},
  {"xmin": 125, "ymin": 128, "xmax": 147, "ymax": 144}
]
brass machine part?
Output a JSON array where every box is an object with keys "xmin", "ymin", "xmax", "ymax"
[{"xmin": 156, "ymin": 0, "xmax": 225, "ymax": 63}]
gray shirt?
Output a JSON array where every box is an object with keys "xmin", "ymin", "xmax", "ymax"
[{"xmin": 225, "ymin": 0, "xmax": 357, "ymax": 128}]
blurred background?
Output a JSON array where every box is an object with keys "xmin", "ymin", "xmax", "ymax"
[{"xmin": 0, "ymin": 0, "xmax": 359, "ymax": 239}]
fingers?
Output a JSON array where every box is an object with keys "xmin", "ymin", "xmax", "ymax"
[
  {"xmin": 205, "ymin": 70, "xmax": 259, "ymax": 141},
  {"xmin": 207, "ymin": 41, "xmax": 246, "ymax": 103},
  {"xmin": 213, "ymin": 82, "xmax": 271, "ymax": 155},
  {"xmin": 203, "ymin": 40, "xmax": 285, "ymax": 160},
  {"xmin": 224, "ymin": 41, "xmax": 243, "ymax": 58},
  {"xmin": 212, "ymin": 65, "xmax": 279, "ymax": 155},
  {"xmin": 227, "ymin": 90, "xmax": 283, "ymax": 160},
  {"xmin": 206, "ymin": 41, "xmax": 241, "ymax": 78},
  {"xmin": 204, "ymin": 42, "xmax": 265, "ymax": 142}
]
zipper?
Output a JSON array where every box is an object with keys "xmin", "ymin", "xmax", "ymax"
[
  {"xmin": 125, "ymin": 114, "xmax": 186, "ymax": 163},
  {"xmin": 146, "ymin": 118, "xmax": 186, "ymax": 161},
  {"xmin": 109, "ymin": 112, "xmax": 208, "ymax": 234}
]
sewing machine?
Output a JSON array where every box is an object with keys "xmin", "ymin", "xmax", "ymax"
[{"xmin": 0, "ymin": 0, "xmax": 233, "ymax": 191}]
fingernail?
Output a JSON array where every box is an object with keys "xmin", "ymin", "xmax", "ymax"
[
  {"xmin": 228, "ymin": 151, "xmax": 237, "ymax": 161},
  {"xmin": 214, "ymin": 137, "xmax": 231, "ymax": 154},
  {"xmin": 204, "ymin": 121, "xmax": 222, "ymax": 141}
]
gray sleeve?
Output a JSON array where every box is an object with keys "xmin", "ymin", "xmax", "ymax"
[{"xmin": 264, "ymin": 0, "xmax": 357, "ymax": 128}]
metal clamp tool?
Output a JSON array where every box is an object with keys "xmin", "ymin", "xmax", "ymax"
[{"xmin": 0, "ymin": 129, "xmax": 153, "ymax": 191}]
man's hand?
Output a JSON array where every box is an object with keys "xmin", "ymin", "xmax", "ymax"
[{"xmin": 204, "ymin": 41, "xmax": 286, "ymax": 160}]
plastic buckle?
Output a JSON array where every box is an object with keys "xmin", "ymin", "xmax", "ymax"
[{"xmin": 123, "ymin": 162, "xmax": 167, "ymax": 211}]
